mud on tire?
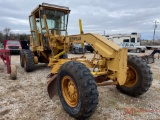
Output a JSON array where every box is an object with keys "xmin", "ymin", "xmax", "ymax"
[
  {"xmin": 57, "ymin": 61, "xmax": 99, "ymax": 119},
  {"xmin": 24, "ymin": 50, "xmax": 34, "ymax": 72},
  {"xmin": 117, "ymin": 55, "xmax": 153, "ymax": 97}
]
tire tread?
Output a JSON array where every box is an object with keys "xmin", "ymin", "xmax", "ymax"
[
  {"xmin": 57, "ymin": 61, "xmax": 99, "ymax": 119},
  {"xmin": 117, "ymin": 55, "xmax": 153, "ymax": 97}
]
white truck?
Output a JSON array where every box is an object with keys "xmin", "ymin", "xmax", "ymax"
[
  {"xmin": 120, "ymin": 42, "xmax": 146, "ymax": 53},
  {"xmin": 104, "ymin": 33, "xmax": 141, "ymax": 45}
]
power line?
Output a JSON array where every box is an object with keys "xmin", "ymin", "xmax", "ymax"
[{"xmin": 153, "ymin": 20, "xmax": 159, "ymax": 45}]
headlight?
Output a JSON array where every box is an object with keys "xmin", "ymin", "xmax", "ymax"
[{"xmin": 5, "ymin": 46, "xmax": 9, "ymax": 49}]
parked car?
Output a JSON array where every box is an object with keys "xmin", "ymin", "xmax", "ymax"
[
  {"xmin": 120, "ymin": 42, "xmax": 146, "ymax": 53},
  {"xmin": 4, "ymin": 40, "xmax": 22, "ymax": 54},
  {"xmin": 84, "ymin": 43, "xmax": 94, "ymax": 53},
  {"xmin": 70, "ymin": 43, "xmax": 86, "ymax": 54}
]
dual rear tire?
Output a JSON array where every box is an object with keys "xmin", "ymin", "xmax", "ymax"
[{"xmin": 20, "ymin": 50, "xmax": 34, "ymax": 72}]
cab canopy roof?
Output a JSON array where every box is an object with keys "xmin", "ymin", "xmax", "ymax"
[{"xmin": 31, "ymin": 3, "xmax": 70, "ymax": 16}]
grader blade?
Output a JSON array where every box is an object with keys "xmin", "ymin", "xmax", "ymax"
[{"xmin": 47, "ymin": 74, "xmax": 57, "ymax": 99}]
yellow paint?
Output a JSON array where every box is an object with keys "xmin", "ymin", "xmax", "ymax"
[
  {"xmin": 34, "ymin": 56, "xmax": 38, "ymax": 64},
  {"xmin": 61, "ymin": 76, "xmax": 78, "ymax": 107},
  {"xmin": 29, "ymin": 3, "xmax": 129, "ymax": 86}
]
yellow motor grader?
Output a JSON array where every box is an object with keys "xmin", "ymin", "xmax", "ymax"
[{"xmin": 20, "ymin": 3, "xmax": 153, "ymax": 119}]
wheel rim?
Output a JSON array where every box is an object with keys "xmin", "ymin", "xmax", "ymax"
[
  {"xmin": 137, "ymin": 49, "xmax": 140, "ymax": 53},
  {"xmin": 124, "ymin": 65, "xmax": 138, "ymax": 87},
  {"xmin": 61, "ymin": 76, "xmax": 78, "ymax": 107}
]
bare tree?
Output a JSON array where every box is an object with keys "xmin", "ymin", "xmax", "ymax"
[
  {"xmin": 3, "ymin": 28, "xmax": 11, "ymax": 40},
  {"xmin": 0, "ymin": 28, "xmax": 30, "ymax": 43},
  {"xmin": 0, "ymin": 31, "xmax": 3, "ymax": 43},
  {"xmin": 20, "ymin": 34, "xmax": 29, "ymax": 41}
]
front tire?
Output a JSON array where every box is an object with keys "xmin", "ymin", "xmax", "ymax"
[
  {"xmin": 57, "ymin": 61, "xmax": 99, "ymax": 119},
  {"xmin": 117, "ymin": 55, "xmax": 153, "ymax": 97}
]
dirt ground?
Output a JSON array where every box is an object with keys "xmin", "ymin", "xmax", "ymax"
[{"xmin": 0, "ymin": 51, "xmax": 160, "ymax": 120}]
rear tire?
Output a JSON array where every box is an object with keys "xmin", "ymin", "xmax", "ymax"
[
  {"xmin": 57, "ymin": 61, "xmax": 99, "ymax": 119},
  {"xmin": 24, "ymin": 50, "xmax": 34, "ymax": 72},
  {"xmin": 20, "ymin": 50, "xmax": 25, "ymax": 67},
  {"xmin": 116, "ymin": 55, "xmax": 153, "ymax": 97}
]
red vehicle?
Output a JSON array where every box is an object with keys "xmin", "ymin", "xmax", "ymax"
[
  {"xmin": 0, "ymin": 40, "xmax": 17, "ymax": 80},
  {"xmin": 4, "ymin": 40, "xmax": 22, "ymax": 53}
]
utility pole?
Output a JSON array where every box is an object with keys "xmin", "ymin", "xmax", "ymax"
[{"xmin": 153, "ymin": 20, "xmax": 159, "ymax": 45}]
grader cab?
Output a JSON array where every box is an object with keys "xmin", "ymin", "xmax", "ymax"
[{"xmin": 20, "ymin": 3, "xmax": 153, "ymax": 119}]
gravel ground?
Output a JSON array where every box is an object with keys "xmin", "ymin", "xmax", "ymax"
[{"xmin": 0, "ymin": 51, "xmax": 160, "ymax": 120}]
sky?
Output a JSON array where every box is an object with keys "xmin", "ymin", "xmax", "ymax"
[{"xmin": 0, "ymin": 0, "xmax": 160, "ymax": 40}]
